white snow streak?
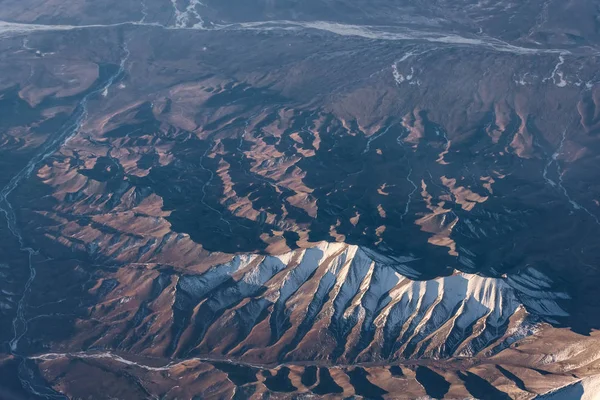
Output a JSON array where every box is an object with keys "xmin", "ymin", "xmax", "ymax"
[
  {"xmin": 542, "ymin": 129, "xmax": 600, "ymax": 225},
  {"xmin": 170, "ymin": 0, "xmax": 207, "ymax": 29},
  {"xmin": 543, "ymin": 54, "xmax": 568, "ymax": 87},
  {"xmin": 0, "ymin": 18, "xmax": 579, "ymax": 57}
]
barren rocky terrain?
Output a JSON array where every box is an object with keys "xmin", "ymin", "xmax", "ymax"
[{"xmin": 1, "ymin": 0, "xmax": 600, "ymax": 399}]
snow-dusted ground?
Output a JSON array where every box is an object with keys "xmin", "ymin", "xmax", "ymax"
[{"xmin": 167, "ymin": 242, "xmax": 570, "ymax": 360}]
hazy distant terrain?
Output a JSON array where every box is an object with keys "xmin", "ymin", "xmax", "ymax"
[{"xmin": 1, "ymin": 1, "xmax": 600, "ymax": 399}]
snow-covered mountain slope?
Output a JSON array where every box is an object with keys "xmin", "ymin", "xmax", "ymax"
[{"xmin": 66, "ymin": 241, "xmax": 569, "ymax": 365}]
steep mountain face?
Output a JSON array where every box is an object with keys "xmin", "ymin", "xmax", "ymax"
[
  {"xmin": 1, "ymin": 0, "xmax": 600, "ymax": 399},
  {"xmin": 76, "ymin": 243, "xmax": 568, "ymax": 365},
  {"xmin": 1, "ymin": 244, "xmax": 591, "ymax": 399}
]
